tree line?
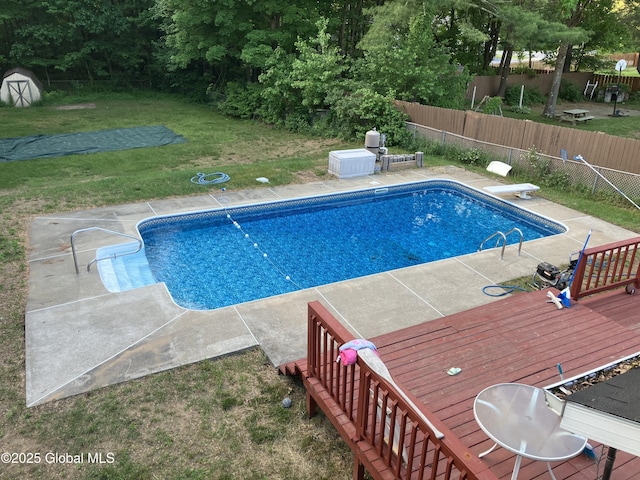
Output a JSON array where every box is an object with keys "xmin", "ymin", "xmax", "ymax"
[{"xmin": 1, "ymin": 0, "xmax": 638, "ymax": 142}]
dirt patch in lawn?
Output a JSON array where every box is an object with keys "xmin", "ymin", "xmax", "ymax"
[{"xmin": 55, "ymin": 103, "xmax": 97, "ymax": 110}]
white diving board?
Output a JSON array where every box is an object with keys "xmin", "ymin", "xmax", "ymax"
[{"xmin": 484, "ymin": 183, "xmax": 540, "ymax": 199}]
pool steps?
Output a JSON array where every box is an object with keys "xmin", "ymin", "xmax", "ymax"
[{"xmin": 97, "ymin": 243, "xmax": 156, "ymax": 292}]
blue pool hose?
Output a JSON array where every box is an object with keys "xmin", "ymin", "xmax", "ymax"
[
  {"xmin": 482, "ymin": 285, "xmax": 527, "ymax": 297},
  {"xmin": 190, "ymin": 172, "xmax": 230, "ymax": 185}
]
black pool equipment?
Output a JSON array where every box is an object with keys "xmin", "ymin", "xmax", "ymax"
[{"xmin": 534, "ymin": 257, "xmax": 579, "ymax": 291}]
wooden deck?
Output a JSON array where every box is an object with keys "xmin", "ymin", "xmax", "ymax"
[{"xmin": 283, "ymin": 288, "xmax": 640, "ymax": 480}]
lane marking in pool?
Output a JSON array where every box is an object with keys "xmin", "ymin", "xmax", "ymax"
[{"xmin": 223, "ymin": 208, "xmax": 305, "ymax": 291}]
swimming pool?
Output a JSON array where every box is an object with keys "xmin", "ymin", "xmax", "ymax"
[{"xmin": 98, "ymin": 180, "xmax": 566, "ymax": 310}]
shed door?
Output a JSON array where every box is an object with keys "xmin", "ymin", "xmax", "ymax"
[{"xmin": 6, "ymin": 80, "xmax": 33, "ymax": 107}]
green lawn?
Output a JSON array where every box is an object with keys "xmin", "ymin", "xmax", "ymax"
[{"xmin": 0, "ymin": 92, "xmax": 354, "ymax": 210}]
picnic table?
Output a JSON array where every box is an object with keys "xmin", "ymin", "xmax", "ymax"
[{"xmin": 560, "ymin": 109, "xmax": 594, "ymax": 124}]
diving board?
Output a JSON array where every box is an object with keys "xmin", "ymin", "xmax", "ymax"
[{"xmin": 484, "ymin": 183, "xmax": 540, "ymax": 199}]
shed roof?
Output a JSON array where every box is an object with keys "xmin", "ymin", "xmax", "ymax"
[{"xmin": 2, "ymin": 67, "xmax": 43, "ymax": 90}]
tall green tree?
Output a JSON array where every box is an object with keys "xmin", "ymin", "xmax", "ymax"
[
  {"xmin": 258, "ymin": 18, "xmax": 347, "ymax": 123},
  {"xmin": 329, "ymin": 0, "xmax": 378, "ymax": 56},
  {"xmin": 567, "ymin": 0, "xmax": 629, "ymax": 71},
  {"xmin": 4, "ymin": 0, "xmax": 157, "ymax": 85},
  {"xmin": 431, "ymin": 0, "xmax": 497, "ymax": 72},
  {"xmin": 357, "ymin": 0, "xmax": 470, "ymax": 108},
  {"xmin": 493, "ymin": 2, "xmax": 546, "ymax": 97},
  {"xmin": 616, "ymin": 0, "xmax": 640, "ymax": 51},
  {"xmin": 289, "ymin": 19, "xmax": 348, "ymax": 110},
  {"xmin": 542, "ymin": 0, "xmax": 596, "ymax": 117},
  {"xmin": 155, "ymin": 0, "xmax": 323, "ymax": 86},
  {"xmin": 0, "ymin": 0, "xmax": 30, "ymax": 67}
]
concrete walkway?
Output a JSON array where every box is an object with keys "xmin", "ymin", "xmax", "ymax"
[{"xmin": 25, "ymin": 166, "xmax": 637, "ymax": 406}]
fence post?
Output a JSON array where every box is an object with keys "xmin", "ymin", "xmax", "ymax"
[{"xmin": 592, "ymin": 171, "xmax": 600, "ymax": 195}]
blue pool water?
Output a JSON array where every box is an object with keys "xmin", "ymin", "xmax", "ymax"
[{"xmin": 98, "ymin": 180, "xmax": 566, "ymax": 310}]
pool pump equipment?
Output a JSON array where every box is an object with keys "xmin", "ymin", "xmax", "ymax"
[{"xmin": 534, "ymin": 257, "xmax": 578, "ymax": 290}]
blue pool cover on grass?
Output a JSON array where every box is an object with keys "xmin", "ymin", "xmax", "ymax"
[{"xmin": 0, "ymin": 125, "xmax": 186, "ymax": 162}]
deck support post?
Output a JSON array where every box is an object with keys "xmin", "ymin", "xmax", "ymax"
[
  {"xmin": 306, "ymin": 390, "xmax": 317, "ymax": 418},
  {"xmin": 352, "ymin": 458, "xmax": 365, "ymax": 480}
]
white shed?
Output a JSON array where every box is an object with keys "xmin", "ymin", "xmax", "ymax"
[{"xmin": 1, "ymin": 68, "xmax": 43, "ymax": 107}]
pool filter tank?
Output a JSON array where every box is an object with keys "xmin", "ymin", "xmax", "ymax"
[{"xmin": 365, "ymin": 128, "xmax": 381, "ymax": 157}]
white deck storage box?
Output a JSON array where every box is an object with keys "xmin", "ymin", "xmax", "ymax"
[{"xmin": 328, "ymin": 149, "xmax": 376, "ymax": 178}]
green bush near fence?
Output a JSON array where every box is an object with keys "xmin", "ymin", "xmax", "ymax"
[
  {"xmin": 504, "ymin": 84, "xmax": 546, "ymax": 106},
  {"xmin": 558, "ymin": 79, "xmax": 584, "ymax": 102}
]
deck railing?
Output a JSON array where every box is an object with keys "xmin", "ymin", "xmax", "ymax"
[
  {"xmin": 306, "ymin": 301, "xmax": 497, "ymax": 480},
  {"xmin": 570, "ymin": 236, "xmax": 640, "ymax": 300}
]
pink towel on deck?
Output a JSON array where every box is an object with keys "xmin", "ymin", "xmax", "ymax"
[
  {"xmin": 337, "ymin": 339, "xmax": 380, "ymax": 365},
  {"xmin": 338, "ymin": 348, "xmax": 358, "ymax": 365},
  {"xmin": 340, "ymin": 339, "xmax": 379, "ymax": 353}
]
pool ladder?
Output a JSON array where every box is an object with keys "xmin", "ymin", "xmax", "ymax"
[
  {"xmin": 478, "ymin": 228, "xmax": 523, "ymax": 260},
  {"xmin": 71, "ymin": 226, "xmax": 143, "ymax": 274}
]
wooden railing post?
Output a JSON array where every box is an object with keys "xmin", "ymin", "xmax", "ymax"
[
  {"xmin": 570, "ymin": 237, "xmax": 640, "ymax": 300},
  {"xmin": 306, "ymin": 308, "xmax": 318, "ymax": 418},
  {"xmin": 570, "ymin": 250, "xmax": 589, "ymax": 300}
]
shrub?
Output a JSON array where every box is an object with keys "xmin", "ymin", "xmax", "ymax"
[
  {"xmin": 404, "ymin": 136, "xmax": 448, "ymax": 156},
  {"xmin": 327, "ymin": 87, "xmax": 411, "ymax": 146},
  {"xmin": 455, "ymin": 147, "xmax": 488, "ymax": 166},
  {"xmin": 558, "ymin": 79, "xmax": 582, "ymax": 102},
  {"xmin": 627, "ymin": 90, "xmax": 640, "ymax": 105},
  {"xmin": 215, "ymin": 82, "xmax": 263, "ymax": 120},
  {"xmin": 482, "ymin": 96, "xmax": 503, "ymax": 115},
  {"xmin": 504, "ymin": 84, "xmax": 546, "ymax": 106},
  {"xmin": 510, "ymin": 65, "xmax": 538, "ymax": 78},
  {"xmin": 543, "ymin": 171, "xmax": 571, "ymax": 189},
  {"xmin": 284, "ymin": 113, "xmax": 312, "ymax": 133},
  {"xmin": 510, "ymin": 105, "xmax": 531, "ymax": 114}
]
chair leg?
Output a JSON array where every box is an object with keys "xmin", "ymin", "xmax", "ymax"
[{"xmin": 479, "ymin": 442, "xmax": 498, "ymax": 458}]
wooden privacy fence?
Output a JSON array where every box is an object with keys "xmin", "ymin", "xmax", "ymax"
[
  {"xmin": 592, "ymin": 74, "xmax": 640, "ymax": 93},
  {"xmin": 570, "ymin": 236, "xmax": 640, "ymax": 300},
  {"xmin": 305, "ymin": 301, "xmax": 497, "ymax": 480},
  {"xmin": 467, "ymin": 65, "xmax": 640, "ymax": 101},
  {"xmin": 466, "ymin": 72, "xmax": 594, "ymax": 100},
  {"xmin": 395, "ymin": 100, "xmax": 640, "ymax": 176}
]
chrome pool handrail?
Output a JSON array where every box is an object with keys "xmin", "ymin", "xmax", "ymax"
[
  {"xmin": 478, "ymin": 227, "xmax": 523, "ymax": 260},
  {"xmin": 70, "ymin": 226, "xmax": 143, "ymax": 274}
]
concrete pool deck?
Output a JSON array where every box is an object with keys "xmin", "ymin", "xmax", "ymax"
[{"xmin": 25, "ymin": 166, "xmax": 638, "ymax": 406}]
